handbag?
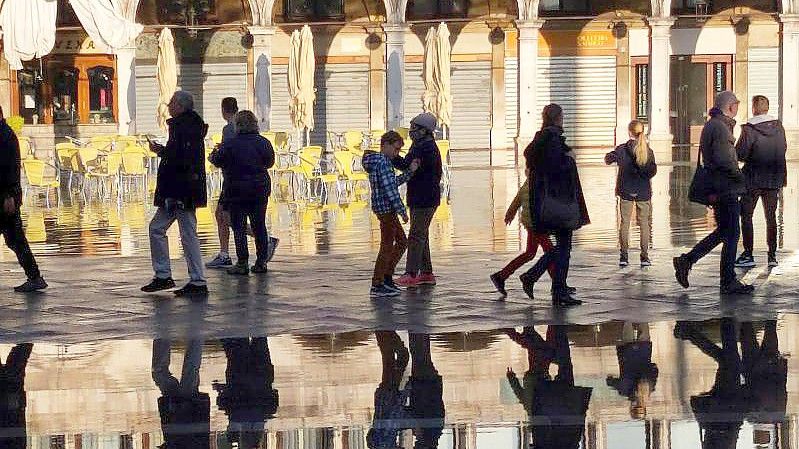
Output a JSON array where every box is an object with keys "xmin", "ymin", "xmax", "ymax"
[{"xmin": 688, "ymin": 147, "xmax": 715, "ymax": 206}]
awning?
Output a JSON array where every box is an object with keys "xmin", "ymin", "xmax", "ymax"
[{"xmin": 0, "ymin": 0, "xmax": 57, "ymax": 70}]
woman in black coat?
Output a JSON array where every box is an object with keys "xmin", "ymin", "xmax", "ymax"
[{"xmin": 519, "ymin": 104, "xmax": 589, "ymax": 307}]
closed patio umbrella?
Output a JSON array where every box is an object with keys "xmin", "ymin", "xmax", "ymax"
[
  {"xmin": 435, "ymin": 22, "xmax": 452, "ymax": 134},
  {"xmin": 297, "ymin": 25, "xmax": 316, "ymax": 144},
  {"xmin": 156, "ymin": 28, "xmax": 177, "ymax": 131},
  {"xmin": 288, "ymin": 29, "xmax": 301, "ymax": 140},
  {"xmin": 0, "ymin": 0, "xmax": 58, "ymax": 70},
  {"xmin": 422, "ymin": 26, "xmax": 437, "ymax": 118}
]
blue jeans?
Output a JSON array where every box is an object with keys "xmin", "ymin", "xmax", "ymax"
[
  {"xmin": 685, "ymin": 195, "xmax": 741, "ymax": 286},
  {"xmin": 524, "ymin": 229, "xmax": 573, "ymax": 294}
]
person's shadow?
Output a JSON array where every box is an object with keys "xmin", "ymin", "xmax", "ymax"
[
  {"xmin": 505, "ymin": 326, "xmax": 592, "ymax": 449},
  {"xmin": 152, "ymin": 338, "xmax": 210, "ymax": 449},
  {"xmin": 214, "ymin": 337, "xmax": 279, "ymax": 449},
  {"xmin": 0, "ymin": 344, "xmax": 33, "ymax": 449},
  {"xmin": 675, "ymin": 319, "xmax": 746, "ymax": 449}
]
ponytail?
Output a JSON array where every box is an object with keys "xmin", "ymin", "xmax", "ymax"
[{"xmin": 628, "ymin": 120, "xmax": 649, "ymax": 166}]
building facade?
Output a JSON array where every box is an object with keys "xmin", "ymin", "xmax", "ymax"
[{"xmin": 0, "ymin": 0, "xmax": 797, "ymax": 165}]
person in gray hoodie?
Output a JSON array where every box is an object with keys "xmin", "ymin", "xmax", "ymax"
[{"xmin": 734, "ymin": 95, "xmax": 787, "ymax": 269}]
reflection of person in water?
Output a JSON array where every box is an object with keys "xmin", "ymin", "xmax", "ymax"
[
  {"xmin": 675, "ymin": 319, "xmax": 745, "ymax": 449},
  {"xmin": 152, "ymin": 339, "xmax": 210, "ymax": 449},
  {"xmin": 740, "ymin": 321, "xmax": 787, "ymax": 444},
  {"xmin": 505, "ymin": 326, "xmax": 592, "ymax": 449},
  {"xmin": 214, "ymin": 337, "xmax": 279, "ymax": 449},
  {"xmin": 408, "ymin": 333, "xmax": 444, "ymax": 449},
  {"xmin": 0, "ymin": 344, "xmax": 33, "ymax": 449},
  {"xmin": 606, "ymin": 322, "xmax": 659, "ymax": 419},
  {"xmin": 367, "ymin": 331, "xmax": 410, "ymax": 449}
]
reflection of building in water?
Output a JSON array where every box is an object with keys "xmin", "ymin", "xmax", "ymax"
[{"xmin": 3, "ymin": 317, "xmax": 799, "ymax": 447}]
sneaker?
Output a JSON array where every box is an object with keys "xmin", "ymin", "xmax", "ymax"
[
  {"xmin": 14, "ymin": 276, "xmax": 48, "ymax": 293},
  {"xmin": 370, "ymin": 284, "xmax": 401, "ymax": 298},
  {"xmin": 251, "ymin": 263, "xmax": 268, "ymax": 274},
  {"xmin": 384, "ymin": 277, "xmax": 402, "ymax": 292},
  {"xmin": 619, "ymin": 255, "xmax": 629, "ymax": 267},
  {"xmin": 141, "ymin": 277, "xmax": 176, "ymax": 293},
  {"xmin": 227, "ymin": 263, "xmax": 250, "ymax": 276},
  {"xmin": 735, "ymin": 253, "xmax": 756, "ymax": 268},
  {"xmin": 490, "ymin": 272, "xmax": 507, "ymax": 296},
  {"xmin": 721, "ymin": 279, "xmax": 755, "ymax": 295},
  {"xmin": 417, "ymin": 273, "xmax": 437, "ymax": 285},
  {"xmin": 768, "ymin": 254, "xmax": 778, "ymax": 268},
  {"xmin": 565, "ymin": 285, "xmax": 577, "ymax": 294},
  {"xmin": 640, "ymin": 257, "xmax": 652, "ymax": 268},
  {"xmin": 174, "ymin": 283, "xmax": 209, "ymax": 297},
  {"xmin": 266, "ymin": 237, "xmax": 280, "ymax": 262},
  {"xmin": 206, "ymin": 253, "xmax": 232, "ymax": 269},
  {"xmin": 397, "ymin": 273, "xmax": 421, "ymax": 287},
  {"xmin": 519, "ymin": 273, "xmax": 536, "ymax": 299},
  {"xmin": 673, "ymin": 255, "xmax": 691, "ymax": 288}
]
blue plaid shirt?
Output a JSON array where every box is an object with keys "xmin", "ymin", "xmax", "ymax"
[{"xmin": 363, "ymin": 152, "xmax": 411, "ymax": 217}]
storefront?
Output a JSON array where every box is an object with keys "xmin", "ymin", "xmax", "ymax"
[{"xmin": 11, "ymin": 31, "xmax": 118, "ymax": 150}]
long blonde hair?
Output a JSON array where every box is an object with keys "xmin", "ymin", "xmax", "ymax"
[{"xmin": 628, "ymin": 120, "xmax": 649, "ymax": 166}]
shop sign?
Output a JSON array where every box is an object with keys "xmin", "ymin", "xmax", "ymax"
[
  {"xmin": 52, "ymin": 33, "xmax": 106, "ymax": 55},
  {"xmin": 538, "ymin": 30, "xmax": 616, "ymax": 56}
]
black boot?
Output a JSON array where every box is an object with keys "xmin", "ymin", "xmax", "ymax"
[
  {"xmin": 519, "ymin": 273, "xmax": 536, "ymax": 299},
  {"xmin": 673, "ymin": 255, "xmax": 691, "ymax": 288},
  {"xmin": 552, "ymin": 290, "xmax": 582, "ymax": 307}
]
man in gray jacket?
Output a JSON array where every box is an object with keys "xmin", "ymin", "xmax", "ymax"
[{"xmin": 674, "ymin": 91, "xmax": 754, "ymax": 295}]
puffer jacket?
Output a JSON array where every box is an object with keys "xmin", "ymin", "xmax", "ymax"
[
  {"xmin": 700, "ymin": 108, "xmax": 746, "ymax": 198},
  {"xmin": 736, "ymin": 115, "xmax": 787, "ymax": 190}
]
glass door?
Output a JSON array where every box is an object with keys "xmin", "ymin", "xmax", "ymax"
[{"xmin": 670, "ymin": 56, "xmax": 708, "ymax": 147}]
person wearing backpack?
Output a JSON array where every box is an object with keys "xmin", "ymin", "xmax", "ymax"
[
  {"xmin": 605, "ymin": 120, "xmax": 657, "ymax": 268},
  {"xmin": 734, "ymin": 95, "xmax": 787, "ymax": 269}
]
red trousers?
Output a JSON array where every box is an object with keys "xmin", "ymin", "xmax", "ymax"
[{"xmin": 499, "ymin": 230, "xmax": 555, "ymax": 280}]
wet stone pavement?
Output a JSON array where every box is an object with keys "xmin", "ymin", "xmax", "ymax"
[{"xmin": 0, "ymin": 164, "xmax": 799, "ymax": 447}]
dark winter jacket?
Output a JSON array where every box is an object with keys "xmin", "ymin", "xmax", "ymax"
[
  {"xmin": 606, "ymin": 341, "xmax": 659, "ymax": 399},
  {"xmin": 525, "ymin": 126, "xmax": 590, "ymax": 233},
  {"xmin": 605, "ymin": 140, "xmax": 657, "ymax": 202},
  {"xmin": 700, "ymin": 108, "xmax": 746, "ymax": 198},
  {"xmin": 392, "ymin": 137, "xmax": 442, "ymax": 209},
  {"xmin": 154, "ymin": 110, "xmax": 209, "ymax": 209},
  {"xmin": 736, "ymin": 115, "xmax": 787, "ymax": 190},
  {"xmin": 210, "ymin": 133, "xmax": 275, "ymax": 204},
  {"xmin": 0, "ymin": 119, "xmax": 22, "ymax": 206}
]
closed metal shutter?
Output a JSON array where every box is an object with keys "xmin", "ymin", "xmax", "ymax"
[
  {"xmin": 270, "ymin": 63, "xmax": 370, "ymax": 146},
  {"xmin": 404, "ymin": 61, "xmax": 491, "ymax": 150},
  {"xmin": 134, "ymin": 62, "xmax": 247, "ymax": 136},
  {"xmin": 539, "ymin": 56, "xmax": 616, "ymax": 147},
  {"xmin": 748, "ymin": 47, "xmax": 780, "ymax": 118},
  {"xmin": 504, "ymin": 56, "xmax": 616, "ymax": 148},
  {"xmin": 505, "ymin": 57, "xmax": 518, "ymax": 148}
]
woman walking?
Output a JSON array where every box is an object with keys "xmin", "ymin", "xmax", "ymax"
[
  {"xmin": 519, "ymin": 104, "xmax": 589, "ymax": 307},
  {"xmin": 605, "ymin": 120, "xmax": 657, "ymax": 268},
  {"xmin": 209, "ymin": 110, "xmax": 275, "ymax": 275}
]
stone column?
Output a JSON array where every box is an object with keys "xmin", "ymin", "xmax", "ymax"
[
  {"xmin": 646, "ymin": 17, "xmax": 676, "ymax": 161},
  {"xmin": 490, "ymin": 25, "xmax": 508, "ymax": 165},
  {"xmin": 615, "ymin": 24, "xmax": 632, "ymax": 144},
  {"xmin": 115, "ymin": 43, "xmax": 137, "ymax": 135},
  {"xmin": 384, "ymin": 24, "xmax": 408, "ymax": 130},
  {"xmin": 368, "ymin": 29, "xmax": 387, "ymax": 131},
  {"xmin": 781, "ymin": 15, "xmax": 799, "ymax": 155},
  {"xmin": 515, "ymin": 20, "xmax": 544, "ymax": 154},
  {"xmin": 250, "ymin": 26, "xmax": 277, "ymax": 131},
  {"xmin": 734, "ymin": 28, "xmax": 749, "ymax": 136}
]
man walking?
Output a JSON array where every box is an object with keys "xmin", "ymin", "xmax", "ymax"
[
  {"xmin": 734, "ymin": 95, "xmax": 787, "ymax": 268},
  {"xmin": 206, "ymin": 97, "xmax": 238, "ymax": 270},
  {"xmin": 0, "ymin": 107, "xmax": 46, "ymax": 292},
  {"xmin": 674, "ymin": 91, "xmax": 754, "ymax": 295},
  {"xmin": 142, "ymin": 91, "xmax": 209, "ymax": 297}
]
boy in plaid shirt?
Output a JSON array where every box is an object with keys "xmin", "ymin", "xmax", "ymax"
[{"xmin": 363, "ymin": 131, "xmax": 419, "ymax": 298}]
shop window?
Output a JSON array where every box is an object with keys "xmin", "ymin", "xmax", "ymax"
[
  {"xmin": 635, "ymin": 63, "xmax": 649, "ymax": 122},
  {"xmin": 52, "ymin": 67, "xmax": 79, "ymax": 126},
  {"xmin": 407, "ymin": 0, "xmax": 469, "ymax": 19},
  {"xmin": 88, "ymin": 67, "xmax": 115, "ymax": 124},
  {"xmin": 285, "ymin": 0, "xmax": 345, "ymax": 21},
  {"xmin": 672, "ymin": 0, "xmax": 711, "ymax": 14},
  {"xmin": 16, "ymin": 67, "xmax": 45, "ymax": 125},
  {"xmin": 56, "ymin": 0, "xmax": 81, "ymax": 27},
  {"xmin": 159, "ymin": 0, "xmax": 218, "ymax": 24},
  {"xmin": 539, "ymin": 0, "xmax": 590, "ymax": 14}
]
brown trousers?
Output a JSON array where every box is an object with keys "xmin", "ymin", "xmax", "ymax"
[{"xmin": 373, "ymin": 213, "xmax": 408, "ymax": 285}]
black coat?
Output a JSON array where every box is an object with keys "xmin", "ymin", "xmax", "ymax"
[
  {"xmin": 736, "ymin": 117, "xmax": 787, "ymax": 190},
  {"xmin": 525, "ymin": 126, "xmax": 590, "ymax": 233},
  {"xmin": 700, "ymin": 110, "xmax": 746, "ymax": 198},
  {"xmin": 210, "ymin": 133, "xmax": 275, "ymax": 204},
  {"xmin": 605, "ymin": 140, "xmax": 657, "ymax": 202},
  {"xmin": 0, "ymin": 120, "xmax": 22, "ymax": 206},
  {"xmin": 392, "ymin": 138, "xmax": 442, "ymax": 209},
  {"xmin": 154, "ymin": 110, "xmax": 208, "ymax": 209}
]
